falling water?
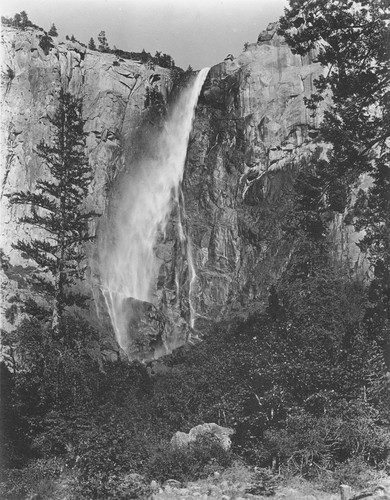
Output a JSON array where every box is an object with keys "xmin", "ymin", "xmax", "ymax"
[
  {"xmin": 98, "ymin": 68, "xmax": 209, "ymax": 350},
  {"xmin": 177, "ymin": 187, "xmax": 197, "ymax": 328}
]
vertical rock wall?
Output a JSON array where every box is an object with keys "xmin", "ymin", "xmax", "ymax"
[
  {"xmin": 164, "ymin": 24, "xmax": 366, "ymax": 329},
  {"xmin": 1, "ymin": 24, "xmax": 366, "ymax": 359},
  {"xmin": 0, "ymin": 27, "xmax": 173, "ymax": 355}
]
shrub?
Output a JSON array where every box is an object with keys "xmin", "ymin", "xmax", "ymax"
[
  {"xmin": 318, "ymin": 457, "xmax": 383, "ymax": 492},
  {"xmin": 0, "ymin": 457, "xmax": 64, "ymax": 499},
  {"xmin": 39, "ymin": 34, "xmax": 53, "ymax": 55},
  {"xmin": 71, "ymin": 471, "xmax": 152, "ymax": 500},
  {"xmin": 146, "ymin": 433, "xmax": 233, "ymax": 484},
  {"xmin": 254, "ymin": 400, "xmax": 390, "ymax": 477}
]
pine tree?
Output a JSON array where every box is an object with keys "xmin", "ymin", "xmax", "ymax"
[
  {"xmin": 48, "ymin": 23, "xmax": 58, "ymax": 37},
  {"xmin": 8, "ymin": 90, "xmax": 97, "ymax": 336},
  {"xmin": 140, "ymin": 49, "xmax": 149, "ymax": 63},
  {"xmin": 88, "ymin": 37, "xmax": 96, "ymax": 50},
  {"xmin": 20, "ymin": 11, "xmax": 29, "ymax": 29},
  {"xmin": 279, "ymin": 0, "xmax": 390, "ymax": 212},
  {"xmin": 97, "ymin": 30, "xmax": 109, "ymax": 52},
  {"xmin": 279, "ymin": 0, "xmax": 390, "ymax": 368},
  {"xmin": 13, "ymin": 13, "xmax": 21, "ymax": 27}
]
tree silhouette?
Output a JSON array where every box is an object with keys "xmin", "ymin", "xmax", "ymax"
[
  {"xmin": 8, "ymin": 90, "xmax": 98, "ymax": 336},
  {"xmin": 48, "ymin": 23, "xmax": 58, "ymax": 37},
  {"xmin": 20, "ymin": 11, "xmax": 29, "ymax": 29},
  {"xmin": 97, "ymin": 30, "xmax": 110, "ymax": 52},
  {"xmin": 88, "ymin": 37, "xmax": 96, "ymax": 50},
  {"xmin": 13, "ymin": 13, "xmax": 21, "ymax": 27},
  {"xmin": 279, "ymin": 0, "xmax": 390, "ymax": 368}
]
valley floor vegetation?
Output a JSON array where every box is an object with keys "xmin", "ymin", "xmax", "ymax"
[{"xmin": 1, "ymin": 238, "xmax": 389, "ymax": 499}]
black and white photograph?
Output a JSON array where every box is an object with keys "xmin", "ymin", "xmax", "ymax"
[{"xmin": 0, "ymin": 0, "xmax": 389, "ymax": 498}]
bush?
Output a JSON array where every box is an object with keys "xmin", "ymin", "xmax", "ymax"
[
  {"xmin": 318, "ymin": 458, "xmax": 384, "ymax": 492},
  {"xmin": 39, "ymin": 34, "xmax": 53, "ymax": 55},
  {"xmin": 65, "ymin": 404, "xmax": 158, "ymax": 499},
  {"xmin": 253, "ymin": 401, "xmax": 390, "ymax": 477},
  {"xmin": 0, "ymin": 457, "xmax": 64, "ymax": 499},
  {"xmin": 146, "ymin": 433, "xmax": 233, "ymax": 484},
  {"xmin": 71, "ymin": 471, "xmax": 152, "ymax": 500}
]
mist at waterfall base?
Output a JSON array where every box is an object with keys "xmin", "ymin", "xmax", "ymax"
[{"xmin": 97, "ymin": 69, "xmax": 209, "ymax": 356}]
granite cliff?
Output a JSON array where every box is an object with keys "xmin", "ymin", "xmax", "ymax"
[{"xmin": 0, "ymin": 23, "xmax": 366, "ymax": 360}]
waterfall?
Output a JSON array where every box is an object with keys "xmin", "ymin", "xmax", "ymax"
[{"xmin": 98, "ymin": 68, "xmax": 209, "ymax": 351}]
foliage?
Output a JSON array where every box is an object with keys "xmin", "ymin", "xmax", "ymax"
[
  {"xmin": 97, "ymin": 30, "xmax": 110, "ymax": 52},
  {"xmin": 144, "ymin": 85, "xmax": 167, "ymax": 122},
  {"xmin": 0, "ymin": 315, "xmax": 103, "ymax": 474},
  {"xmin": 279, "ymin": 0, "xmax": 390, "ymax": 247},
  {"xmin": 153, "ymin": 50, "xmax": 175, "ymax": 69},
  {"xmin": 112, "ymin": 47, "xmax": 178, "ymax": 69},
  {"xmin": 145, "ymin": 231, "xmax": 390, "ymax": 476},
  {"xmin": 8, "ymin": 90, "xmax": 97, "ymax": 334},
  {"xmin": 48, "ymin": 23, "xmax": 58, "ymax": 37},
  {"xmin": 88, "ymin": 37, "xmax": 96, "ymax": 50},
  {"xmin": 146, "ymin": 434, "xmax": 233, "ymax": 484},
  {"xmin": 279, "ymin": 0, "xmax": 390, "ymax": 371},
  {"xmin": 1, "ymin": 11, "xmax": 39, "ymax": 30},
  {"xmin": 258, "ymin": 402, "xmax": 390, "ymax": 475},
  {"xmin": 69, "ymin": 414, "xmax": 154, "ymax": 499},
  {"xmin": 3, "ymin": 273, "xmax": 389, "ymax": 488},
  {"xmin": 39, "ymin": 33, "xmax": 54, "ymax": 55},
  {"xmin": 0, "ymin": 457, "xmax": 64, "ymax": 500},
  {"xmin": 320, "ymin": 457, "xmax": 385, "ymax": 492}
]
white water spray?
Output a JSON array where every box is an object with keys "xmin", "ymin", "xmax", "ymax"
[{"xmin": 98, "ymin": 68, "xmax": 209, "ymax": 350}]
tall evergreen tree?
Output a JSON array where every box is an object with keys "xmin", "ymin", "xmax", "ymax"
[
  {"xmin": 279, "ymin": 0, "xmax": 390, "ymax": 367},
  {"xmin": 20, "ymin": 11, "xmax": 29, "ymax": 29},
  {"xmin": 97, "ymin": 30, "xmax": 110, "ymax": 52},
  {"xmin": 88, "ymin": 37, "xmax": 96, "ymax": 50},
  {"xmin": 12, "ymin": 13, "xmax": 21, "ymax": 27},
  {"xmin": 48, "ymin": 23, "xmax": 58, "ymax": 37},
  {"xmin": 8, "ymin": 90, "xmax": 97, "ymax": 336}
]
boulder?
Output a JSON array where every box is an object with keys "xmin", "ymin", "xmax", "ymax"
[{"xmin": 171, "ymin": 423, "xmax": 234, "ymax": 451}]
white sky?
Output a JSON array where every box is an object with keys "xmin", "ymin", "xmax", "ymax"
[{"xmin": 0, "ymin": 0, "xmax": 288, "ymax": 69}]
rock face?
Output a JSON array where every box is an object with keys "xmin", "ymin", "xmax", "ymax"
[
  {"xmin": 155, "ymin": 23, "xmax": 367, "ymax": 333},
  {"xmin": 0, "ymin": 27, "xmax": 173, "ymax": 355},
  {"xmin": 0, "ymin": 24, "xmax": 366, "ymax": 359}
]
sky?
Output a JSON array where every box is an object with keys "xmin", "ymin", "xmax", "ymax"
[{"xmin": 0, "ymin": 0, "xmax": 288, "ymax": 69}]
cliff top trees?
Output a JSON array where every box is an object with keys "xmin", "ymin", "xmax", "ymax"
[
  {"xmin": 88, "ymin": 37, "xmax": 96, "ymax": 50},
  {"xmin": 1, "ymin": 11, "xmax": 32, "ymax": 30},
  {"xmin": 97, "ymin": 30, "xmax": 110, "ymax": 52},
  {"xmin": 48, "ymin": 23, "xmax": 58, "ymax": 37},
  {"xmin": 8, "ymin": 90, "xmax": 97, "ymax": 336}
]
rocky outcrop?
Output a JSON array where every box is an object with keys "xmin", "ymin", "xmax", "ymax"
[
  {"xmin": 0, "ymin": 27, "xmax": 173, "ymax": 353},
  {"xmin": 1, "ymin": 24, "xmax": 366, "ymax": 359}
]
